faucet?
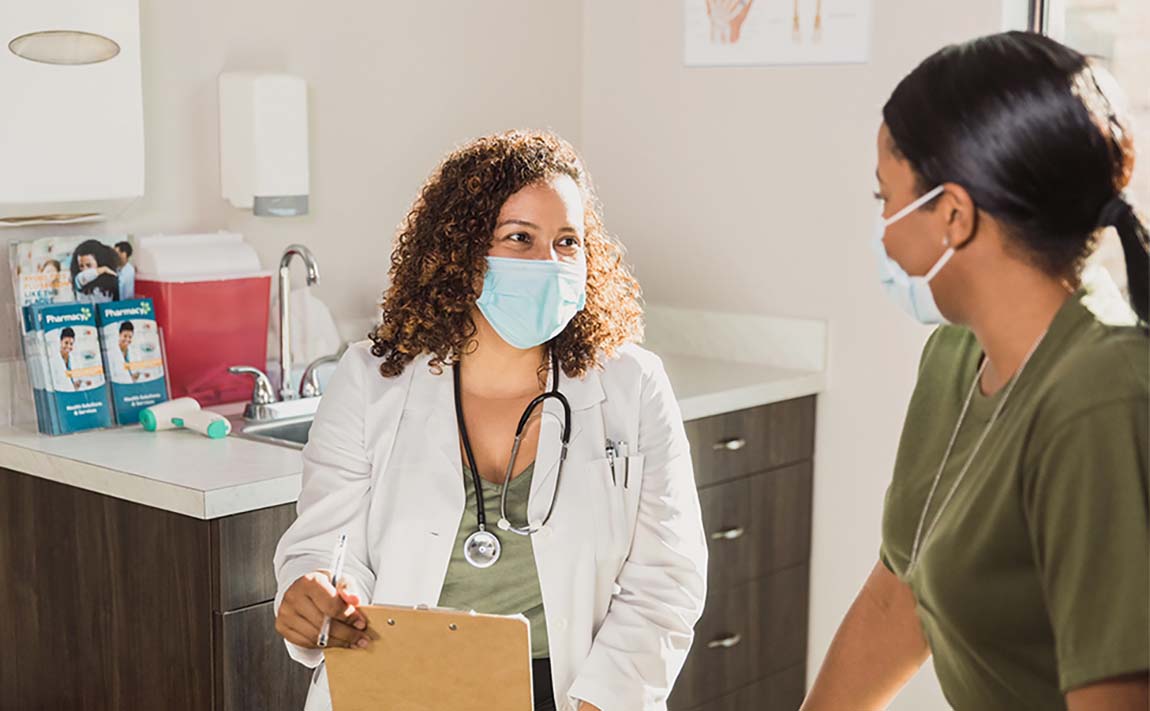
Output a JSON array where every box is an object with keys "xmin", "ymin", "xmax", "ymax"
[
  {"xmin": 299, "ymin": 342, "xmax": 349, "ymax": 398},
  {"xmin": 227, "ymin": 366, "xmax": 277, "ymax": 420},
  {"xmin": 300, "ymin": 354, "xmax": 340, "ymax": 398},
  {"xmin": 278, "ymin": 244, "xmax": 320, "ymax": 401}
]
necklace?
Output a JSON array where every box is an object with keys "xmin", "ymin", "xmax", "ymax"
[{"xmin": 905, "ymin": 328, "xmax": 1050, "ymax": 576}]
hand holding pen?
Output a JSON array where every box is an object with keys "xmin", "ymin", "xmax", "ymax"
[{"xmin": 274, "ymin": 532, "xmax": 372, "ymax": 650}]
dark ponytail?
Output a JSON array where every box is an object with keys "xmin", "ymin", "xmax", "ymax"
[
  {"xmin": 883, "ymin": 31, "xmax": 1147, "ymax": 323},
  {"xmin": 1099, "ymin": 196, "xmax": 1150, "ymax": 322}
]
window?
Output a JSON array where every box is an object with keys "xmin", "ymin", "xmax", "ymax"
[{"xmin": 1035, "ymin": 0, "xmax": 1149, "ymax": 297}]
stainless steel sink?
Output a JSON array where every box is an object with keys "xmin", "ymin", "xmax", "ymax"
[{"xmin": 229, "ymin": 397, "xmax": 322, "ymax": 450}]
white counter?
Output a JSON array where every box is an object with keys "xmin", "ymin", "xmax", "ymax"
[
  {"xmin": 0, "ymin": 352, "xmax": 824, "ymax": 520},
  {"xmin": 0, "ymin": 424, "xmax": 305, "ymax": 519},
  {"xmin": 661, "ymin": 354, "xmax": 824, "ymax": 421}
]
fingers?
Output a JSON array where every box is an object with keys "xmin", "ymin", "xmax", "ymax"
[
  {"xmin": 276, "ymin": 609, "xmax": 321, "ymax": 649},
  {"xmin": 274, "ymin": 572, "xmax": 371, "ymax": 650},
  {"xmin": 323, "ymin": 619, "xmax": 370, "ymax": 650},
  {"xmin": 276, "ymin": 604, "xmax": 370, "ymax": 650},
  {"xmin": 336, "ymin": 581, "xmax": 368, "ymax": 630},
  {"xmin": 308, "ymin": 578, "xmax": 364, "ymax": 628}
]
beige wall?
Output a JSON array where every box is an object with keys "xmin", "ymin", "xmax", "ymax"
[
  {"xmin": 579, "ymin": 1, "xmax": 1008, "ymax": 708},
  {"xmin": 0, "ymin": 0, "xmax": 584, "ymax": 360}
]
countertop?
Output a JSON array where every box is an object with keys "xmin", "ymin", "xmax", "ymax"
[{"xmin": 0, "ymin": 354, "xmax": 824, "ymax": 520}]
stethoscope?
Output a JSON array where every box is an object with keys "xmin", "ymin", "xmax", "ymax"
[{"xmin": 453, "ymin": 354, "xmax": 572, "ymax": 569}]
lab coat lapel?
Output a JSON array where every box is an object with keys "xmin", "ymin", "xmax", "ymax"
[
  {"xmin": 406, "ymin": 362, "xmax": 465, "ymax": 512},
  {"xmin": 529, "ymin": 364, "xmax": 605, "ymax": 519}
]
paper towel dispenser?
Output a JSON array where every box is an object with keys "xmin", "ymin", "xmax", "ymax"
[
  {"xmin": 219, "ymin": 72, "xmax": 310, "ymax": 217},
  {"xmin": 0, "ymin": 0, "xmax": 145, "ymax": 226}
]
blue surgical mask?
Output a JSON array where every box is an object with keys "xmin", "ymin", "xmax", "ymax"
[
  {"xmin": 873, "ymin": 185, "xmax": 954, "ymax": 325},
  {"xmin": 476, "ymin": 256, "xmax": 587, "ymax": 350}
]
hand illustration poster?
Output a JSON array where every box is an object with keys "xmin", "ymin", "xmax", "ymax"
[{"xmin": 685, "ymin": 0, "xmax": 872, "ymax": 67}]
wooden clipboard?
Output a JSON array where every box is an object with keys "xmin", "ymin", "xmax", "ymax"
[{"xmin": 323, "ymin": 604, "xmax": 534, "ymax": 711}]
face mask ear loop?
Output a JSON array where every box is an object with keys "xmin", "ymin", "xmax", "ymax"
[
  {"xmin": 923, "ymin": 247, "xmax": 956, "ymax": 283},
  {"xmin": 885, "ymin": 184, "xmax": 947, "ymax": 227}
]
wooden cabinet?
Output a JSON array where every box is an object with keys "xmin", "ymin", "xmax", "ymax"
[
  {"xmin": 0, "ymin": 466, "xmax": 307, "ymax": 711},
  {"xmin": 211, "ymin": 503, "xmax": 297, "ymax": 611},
  {"xmin": 214, "ymin": 601, "xmax": 312, "ymax": 711},
  {"xmin": 684, "ymin": 396, "xmax": 815, "ymax": 488},
  {"xmin": 0, "ymin": 394, "xmax": 814, "ymax": 711},
  {"xmin": 672, "ymin": 396, "xmax": 816, "ymax": 711}
]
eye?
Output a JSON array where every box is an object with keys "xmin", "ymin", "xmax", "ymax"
[
  {"xmin": 506, "ymin": 232, "xmax": 531, "ymax": 244},
  {"xmin": 557, "ymin": 236, "xmax": 581, "ymax": 249}
]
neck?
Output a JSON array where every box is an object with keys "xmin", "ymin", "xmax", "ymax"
[
  {"xmin": 964, "ymin": 266, "xmax": 1073, "ymax": 394},
  {"xmin": 458, "ymin": 309, "xmax": 547, "ymax": 399}
]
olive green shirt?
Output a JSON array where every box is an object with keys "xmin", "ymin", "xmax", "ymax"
[
  {"xmin": 881, "ymin": 291, "xmax": 1149, "ymax": 710},
  {"xmin": 438, "ymin": 464, "xmax": 550, "ymax": 659}
]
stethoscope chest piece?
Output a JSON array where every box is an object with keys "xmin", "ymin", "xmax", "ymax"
[{"xmin": 463, "ymin": 528, "xmax": 501, "ymax": 569}]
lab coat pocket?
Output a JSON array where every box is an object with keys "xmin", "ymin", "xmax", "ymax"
[{"xmin": 586, "ymin": 454, "xmax": 645, "ymax": 565}]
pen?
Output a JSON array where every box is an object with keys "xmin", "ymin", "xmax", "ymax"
[
  {"xmin": 605, "ymin": 441, "xmax": 617, "ymax": 485},
  {"xmin": 624, "ymin": 460, "xmax": 629, "ymax": 488},
  {"xmin": 317, "ymin": 532, "xmax": 349, "ymax": 648}
]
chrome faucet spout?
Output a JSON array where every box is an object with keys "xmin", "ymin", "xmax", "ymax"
[{"xmin": 278, "ymin": 244, "xmax": 320, "ymax": 401}]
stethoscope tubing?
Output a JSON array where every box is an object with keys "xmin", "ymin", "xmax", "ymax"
[{"xmin": 453, "ymin": 354, "xmax": 573, "ymax": 537}]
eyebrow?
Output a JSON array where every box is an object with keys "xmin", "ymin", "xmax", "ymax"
[
  {"xmin": 496, "ymin": 219, "xmax": 580, "ymax": 235},
  {"xmin": 497, "ymin": 219, "xmax": 539, "ymax": 229}
]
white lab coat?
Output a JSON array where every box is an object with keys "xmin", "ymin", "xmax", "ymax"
[
  {"xmin": 273, "ymin": 341, "xmax": 708, "ymax": 711},
  {"xmin": 105, "ymin": 345, "xmax": 133, "ymax": 385},
  {"xmin": 49, "ymin": 353, "xmax": 76, "ymax": 392}
]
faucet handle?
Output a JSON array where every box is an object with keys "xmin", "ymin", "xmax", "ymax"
[
  {"xmin": 228, "ymin": 366, "xmax": 276, "ymax": 406},
  {"xmin": 299, "ymin": 353, "xmax": 341, "ymax": 398}
]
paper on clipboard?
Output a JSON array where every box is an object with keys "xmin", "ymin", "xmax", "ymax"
[{"xmin": 323, "ymin": 604, "xmax": 534, "ymax": 711}]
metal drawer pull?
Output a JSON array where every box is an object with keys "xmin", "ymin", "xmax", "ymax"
[
  {"xmin": 710, "ymin": 526, "xmax": 746, "ymax": 541},
  {"xmin": 712, "ymin": 437, "xmax": 747, "ymax": 451},
  {"xmin": 706, "ymin": 633, "xmax": 743, "ymax": 650}
]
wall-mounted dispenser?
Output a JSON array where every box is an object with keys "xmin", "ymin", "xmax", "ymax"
[
  {"xmin": 0, "ymin": 0, "xmax": 145, "ymax": 226},
  {"xmin": 219, "ymin": 72, "xmax": 310, "ymax": 217}
]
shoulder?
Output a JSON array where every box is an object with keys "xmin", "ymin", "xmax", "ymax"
[
  {"xmin": 1039, "ymin": 319, "xmax": 1148, "ymax": 424},
  {"xmin": 918, "ymin": 324, "xmax": 979, "ymax": 374},
  {"xmin": 330, "ymin": 341, "xmax": 425, "ymax": 399},
  {"xmin": 597, "ymin": 341, "xmax": 669, "ymax": 388}
]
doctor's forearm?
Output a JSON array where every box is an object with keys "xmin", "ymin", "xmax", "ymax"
[{"xmin": 801, "ymin": 561, "xmax": 929, "ymax": 711}]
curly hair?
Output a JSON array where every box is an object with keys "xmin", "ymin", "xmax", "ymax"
[{"xmin": 369, "ymin": 130, "xmax": 644, "ymax": 379}]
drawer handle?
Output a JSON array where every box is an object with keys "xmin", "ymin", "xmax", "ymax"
[
  {"xmin": 710, "ymin": 526, "xmax": 746, "ymax": 541},
  {"xmin": 712, "ymin": 437, "xmax": 747, "ymax": 452},
  {"xmin": 706, "ymin": 633, "xmax": 743, "ymax": 650}
]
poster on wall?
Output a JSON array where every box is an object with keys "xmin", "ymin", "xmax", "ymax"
[{"xmin": 684, "ymin": 0, "xmax": 872, "ymax": 67}]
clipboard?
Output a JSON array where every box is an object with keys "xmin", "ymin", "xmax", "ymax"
[{"xmin": 323, "ymin": 604, "xmax": 534, "ymax": 711}]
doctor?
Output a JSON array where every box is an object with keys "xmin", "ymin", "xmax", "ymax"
[
  {"xmin": 273, "ymin": 130, "xmax": 708, "ymax": 711},
  {"xmin": 105, "ymin": 321, "xmax": 139, "ymax": 384},
  {"xmin": 51, "ymin": 327, "xmax": 79, "ymax": 392}
]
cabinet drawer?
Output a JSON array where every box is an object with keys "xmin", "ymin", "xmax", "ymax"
[
  {"xmin": 211, "ymin": 503, "xmax": 297, "ymax": 611},
  {"xmin": 213, "ymin": 601, "xmax": 312, "ymax": 711},
  {"xmin": 681, "ymin": 664, "xmax": 806, "ymax": 711},
  {"xmin": 685, "ymin": 397, "xmax": 816, "ymax": 488},
  {"xmin": 669, "ymin": 565, "xmax": 810, "ymax": 710},
  {"xmin": 699, "ymin": 462, "xmax": 812, "ymax": 588}
]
